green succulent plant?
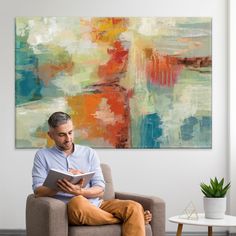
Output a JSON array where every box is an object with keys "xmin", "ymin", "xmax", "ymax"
[{"xmin": 200, "ymin": 177, "xmax": 231, "ymax": 198}]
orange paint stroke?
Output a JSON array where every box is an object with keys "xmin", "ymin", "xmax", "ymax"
[{"xmin": 66, "ymin": 88, "xmax": 131, "ymax": 148}]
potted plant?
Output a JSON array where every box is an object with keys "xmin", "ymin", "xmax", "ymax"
[{"xmin": 200, "ymin": 177, "xmax": 231, "ymax": 219}]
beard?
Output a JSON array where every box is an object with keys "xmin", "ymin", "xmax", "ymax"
[{"xmin": 57, "ymin": 141, "xmax": 73, "ymax": 151}]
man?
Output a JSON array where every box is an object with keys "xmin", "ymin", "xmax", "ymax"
[{"xmin": 32, "ymin": 111, "xmax": 152, "ymax": 236}]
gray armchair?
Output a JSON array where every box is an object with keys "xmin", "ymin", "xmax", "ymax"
[{"xmin": 26, "ymin": 163, "xmax": 165, "ymax": 236}]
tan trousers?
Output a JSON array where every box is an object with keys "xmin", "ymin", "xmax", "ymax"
[{"xmin": 67, "ymin": 195, "xmax": 145, "ymax": 236}]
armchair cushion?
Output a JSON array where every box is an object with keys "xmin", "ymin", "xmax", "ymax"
[{"xmin": 69, "ymin": 224, "xmax": 152, "ymax": 236}]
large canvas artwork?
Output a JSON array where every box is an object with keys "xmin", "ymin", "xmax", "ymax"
[{"xmin": 15, "ymin": 17, "xmax": 212, "ymax": 149}]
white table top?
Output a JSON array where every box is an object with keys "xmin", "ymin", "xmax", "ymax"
[{"xmin": 169, "ymin": 214, "xmax": 236, "ymax": 227}]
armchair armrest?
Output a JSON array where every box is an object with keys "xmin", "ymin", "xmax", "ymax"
[
  {"xmin": 26, "ymin": 194, "xmax": 68, "ymax": 236},
  {"xmin": 115, "ymin": 192, "xmax": 165, "ymax": 236}
]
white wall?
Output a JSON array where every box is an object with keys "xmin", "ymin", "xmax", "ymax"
[
  {"xmin": 0, "ymin": 0, "xmax": 229, "ymax": 232},
  {"xmin": 229, "ymin": 0, "xmax": 236, "ymax": 221}
]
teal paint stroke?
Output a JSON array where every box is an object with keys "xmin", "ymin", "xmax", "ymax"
[
  {"xmin": 15, "ymin": 36, "xmax": 44, "ymax": 105},
  {"xmin": 140, "ymin": 113, "xmax": 163, "ymax": 148}
]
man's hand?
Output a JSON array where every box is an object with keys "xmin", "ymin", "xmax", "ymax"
[
  {"xmin": 68, "ymin": 168, "xmax": 83, "ymax": 175},
  {"xmin": 57, "ymin": 178, "xmax": 84, "ymax": 195},
  {"xmin": 57, "ymin": 178, "xmax": 104, "ymax": 198}
]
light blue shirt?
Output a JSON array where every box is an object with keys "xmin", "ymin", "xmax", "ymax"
[{"xmin": 32, "ymin": 144, "xmax": 105, "ymax": 207}]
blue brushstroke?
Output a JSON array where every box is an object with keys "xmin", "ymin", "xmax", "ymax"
[
  {"xmin": 180, "ymin": 116, "xmax": 212, "ymax": 146},
  {"xmin": 200, "ymin": 116, "xmax": 212, "ymax": 130},
  {"xmin": 140, "ymin": 113, "xmax": 162, "ymax": 148},
  {"xmin": 180, "ymin": 116, "xmax": 198, "ymax": 140}
]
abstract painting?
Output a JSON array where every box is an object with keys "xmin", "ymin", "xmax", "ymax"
[{"xmin": 15, "ymin": 17, "xmax": 212, "ymax": 148}]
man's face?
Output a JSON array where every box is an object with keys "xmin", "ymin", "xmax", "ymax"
[{"xmin": 48, "ymin": 120, "xmax": 74, "ymax": 151}]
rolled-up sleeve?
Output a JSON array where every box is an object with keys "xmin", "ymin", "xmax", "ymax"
[
  {"xmin": 89, "ymin": 150, "xmax": 105, "ymax": 189},
  {"xmin": 32, "ymin": 151, "xmax": 48, "ymax": 191}
]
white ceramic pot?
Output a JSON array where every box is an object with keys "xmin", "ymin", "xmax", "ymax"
[{"xmin": 203, "ymin": 197, "xmax": 226, "ymax": 219}]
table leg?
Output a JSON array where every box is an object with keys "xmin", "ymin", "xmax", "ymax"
[
  {"xmin": 208, "ymin": 226, "xmax": 213, "ymax": 236},
  {"xmin": 176, "ymin": 223, "xmax": 183, "ymax": 236}
]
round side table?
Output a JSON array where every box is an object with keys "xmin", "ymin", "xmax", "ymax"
[{"xmin": 169, "ymin": 213, "xmax": 236, "ymax": 236}]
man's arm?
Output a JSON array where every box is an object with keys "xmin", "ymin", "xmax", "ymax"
[
  {"xmin": 57, "ymin": 179, "xmax": 104, "ymax": 198},
  {"xmin": 80, "ymin": 185, "xmax": 104, "ymax": 198},
  {"xmin": 34, "ymin": 185, "xmax": 58, "ymax": 198}
]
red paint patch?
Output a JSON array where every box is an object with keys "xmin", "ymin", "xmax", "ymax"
[
  {"xmin": 98, "ymin": 41, "xmax": 129, "ymax": 79},
  {"xmin": 145, "ymin": 49, "xmax": 183, "ymax": 87}
]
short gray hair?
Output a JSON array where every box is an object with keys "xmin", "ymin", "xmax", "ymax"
[{"xmin": 48, "ymin": 112, "xmax": 71, "ymax": 128}]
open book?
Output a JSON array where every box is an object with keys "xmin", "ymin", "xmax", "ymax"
[{"xmin": 43, "ymin": 168, "xmax": 95, "ymax": 191}]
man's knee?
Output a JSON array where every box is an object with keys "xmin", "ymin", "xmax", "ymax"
[
  {"xmin": 68, "ymin": 195, "xmax": 87, "ymax": 212},
  {"xmin": 125, "ymin": 200, "xmax": 144, "ymax": 214}
]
